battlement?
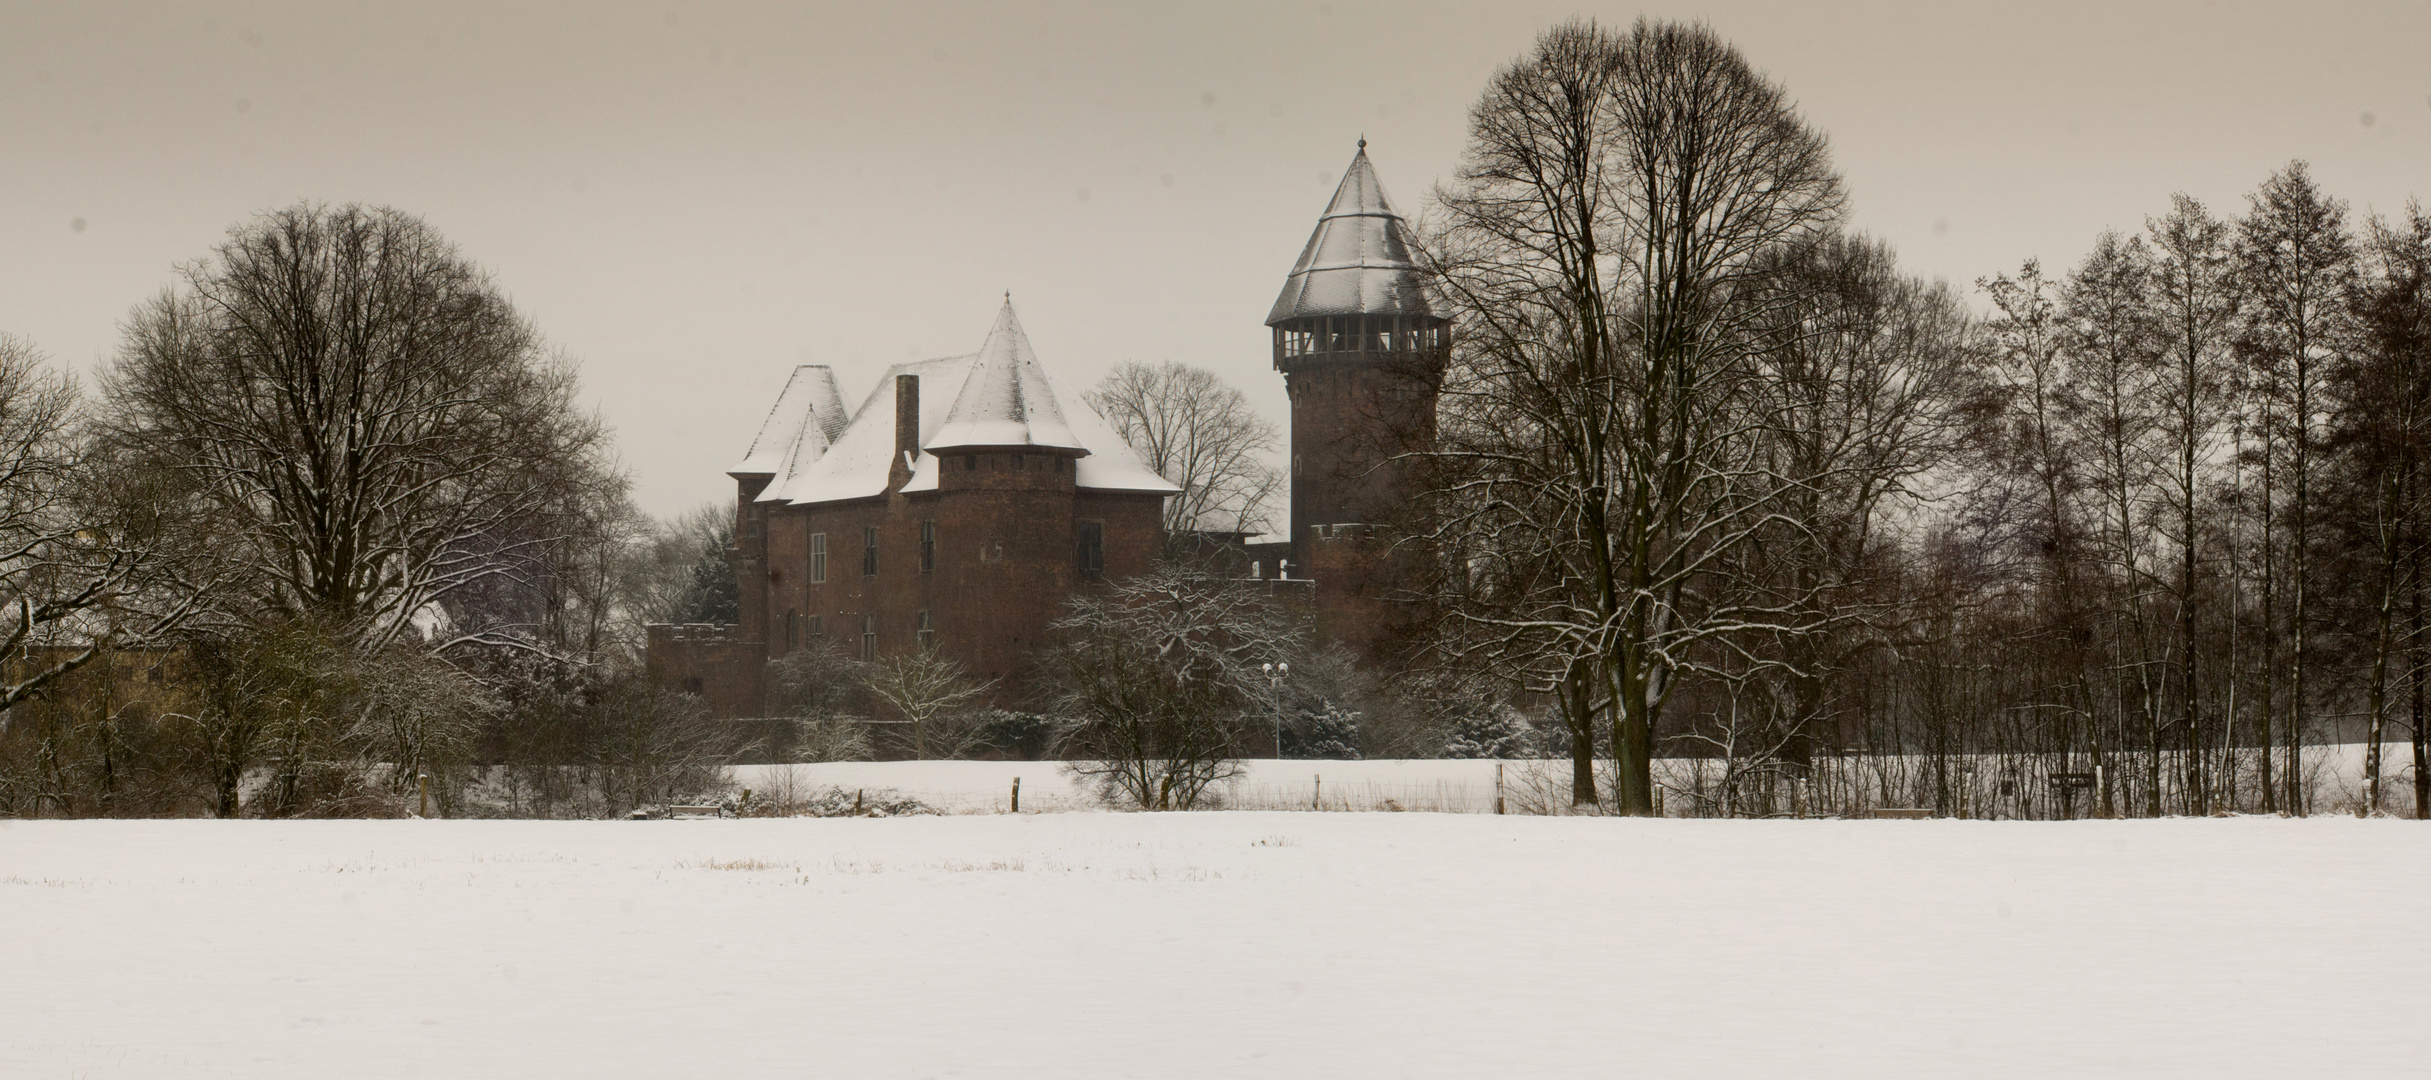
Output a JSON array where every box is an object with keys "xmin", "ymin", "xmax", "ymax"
[
  {"xmin": 646, "ymin": 623, "xmax": 747, "ymax": 644},
  {"xmin": 1308, "ymin": 522, "xmax": 1392, "ymax": 543}
]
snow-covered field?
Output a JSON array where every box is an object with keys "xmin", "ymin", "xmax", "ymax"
[
  {"xmin": 731, "ymin": 757, "xmax": 1545, "ymax": 814},
  {"xmin": 4, "ymin": 815, "xmax": 2425, "ymax": 1078},
  {"xmin": 734, "ymin": 743, "xmax": 2421, "ymax": 816}
]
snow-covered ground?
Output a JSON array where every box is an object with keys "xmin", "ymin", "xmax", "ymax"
[
  {"xmin": 730, "ymin": 758, "xmax": 1545, "ymax": 814},
  {"xmin": 4, "ymin": 815, "xmax": 2425, "ymax": 1078},
  {"xmin": 733, "ymin": 743, "xmax": 2422, "ymax": 816}
]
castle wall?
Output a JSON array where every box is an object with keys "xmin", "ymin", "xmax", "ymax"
[
  {"xmin": 671, "ymin": 448, "xmax": 1168, "ymax": 718},
  {"xmin": 644, "ymin": 624, "xmax": 765, "ymax": 720}
]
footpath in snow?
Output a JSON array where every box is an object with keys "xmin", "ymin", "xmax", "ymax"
[{"xmin": 3, "ymin": 813, "xmax": 2425, "ymax": 1079}]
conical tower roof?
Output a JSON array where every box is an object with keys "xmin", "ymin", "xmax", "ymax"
[
  {"xmin": 929, "ymin": 298, "xmax": 1087, "ymax": 452},
  {"xmin": 1265, "ymin": 141, "xmax": 1435, "ymax": 325},
  {"xmin": 731, "ymin": 364, "xmax": 847, "ymax": 479}
]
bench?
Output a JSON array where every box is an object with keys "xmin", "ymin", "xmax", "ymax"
[
  {"xmin": 1870, "ymin": 807, "xmax": 1934, "ymax": 819},
  {"xmin": 667, "ymin": 805, "xmax": 724, "ymax": 820}
]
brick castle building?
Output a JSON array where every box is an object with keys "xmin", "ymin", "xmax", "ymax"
[{"xmin": 650, "ymin": 142, "xmax": 1443, "ymax": 717}]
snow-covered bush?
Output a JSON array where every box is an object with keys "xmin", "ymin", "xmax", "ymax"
[
  {"xmin": 1441, "ymin": 703, "xmax": 1542, "ymax": 759},
  {"xmin": 1283, "ymin": 701, "xmax": 1363, "ymax": 760}
]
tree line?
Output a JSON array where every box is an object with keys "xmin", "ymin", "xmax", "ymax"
[
  {"xmin": 1413, "ymin": 18, "xmax": 2431, "ymax": 819},
  {"xmin": 0, "ymin": 205, "xmax": 747, "ymax": 818}
]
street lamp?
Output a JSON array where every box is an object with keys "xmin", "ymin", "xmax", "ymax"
[{"xmin": 1269, "ymin": 661, "xmax": 1289, "ymax": 758}]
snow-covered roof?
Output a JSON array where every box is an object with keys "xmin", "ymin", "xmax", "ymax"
[
  {"xmin": 1266, "ymin": 141, "xmax": 1437, "ymax": 325},
  {"xmin": 731, "ymin": 365, "xmax": 848, "ymax": 478},
  {"xmin": 750, "ymin": 300, "xmax": 1179, "ymax": 506},
  {"xmin": 929, "ymin": 301, "xmax": 1085, "ymax": 452},
  {"xmin": 760, "ymin": 354, "xmax": 970, "ymax": 505}
]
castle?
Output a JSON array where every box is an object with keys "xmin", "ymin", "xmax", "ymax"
[{"xmin": 648, "ymin": 142, "xmax": 1445, "ymax": 719}]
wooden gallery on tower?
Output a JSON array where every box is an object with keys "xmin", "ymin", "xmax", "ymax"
[{"xmin": 649, "ymin": 142, "xmax": 1446, "ymax": 718}]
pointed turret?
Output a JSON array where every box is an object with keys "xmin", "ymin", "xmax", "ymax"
[
  {"xmin": 1266, "ymin": 140, "xmax": 1436, "ymax": 326},
  {"xmin": 930, "ymin": 299, "xmax": 1087, "ymax": 453},
  {"xmin": 1266, "ymin": 142, "xmax": 1446, "ymax": 534}
]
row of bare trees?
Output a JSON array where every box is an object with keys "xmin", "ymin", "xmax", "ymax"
[{"xmin": 1415, "ymin": 18, "xmax": 2431, "ymax": 818}]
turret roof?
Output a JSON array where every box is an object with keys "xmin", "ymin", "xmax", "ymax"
[
  {"xmin": 928, "ymin": 300, "xmax": 1086, "ymax": 452},
  {"xmin": 1265, "ymin": 141, "xmax": 1436, "ymax": 325},
  {"xmin": 730, "ymin": 364, "xmax": 848, "ymax": 479}
]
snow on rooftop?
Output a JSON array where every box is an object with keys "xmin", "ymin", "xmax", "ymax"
[
  {"xmin": 750, "ymin": 300, "xmax": 1179, "ymax": 506},
  {"xmin": 764, "ymin": 354, "xmax": 972, "ymax": 505},
  {"xmin": 929, "ymin": 301, "xmax": 1086, "ymax": 452},
  {"xmin": 1266, "ymin": 141, "xmax": 1437, "ymax": 325},
  {"xmin": 731, "ymin": 365, "xmax": 847, "ymax": 478}
]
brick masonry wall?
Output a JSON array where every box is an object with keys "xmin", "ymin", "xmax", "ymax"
[{"xmin": 664, "ymin": 448, "xmax": 1168, "ymax": 717}]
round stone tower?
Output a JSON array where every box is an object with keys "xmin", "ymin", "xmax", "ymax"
[{"xmin": 1267, "ymin": 141, "xmax": 1446, "ymax": 653}]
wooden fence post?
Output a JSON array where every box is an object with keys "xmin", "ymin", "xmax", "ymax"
[
  {"xmin": 1011, "ymin": 776, "xmax": 1020, "ymax": 813},
  {"xmin": 1495, "ymin": 762, "xmax": 1506, "ymax": 815},
  {"xmin": 1313, "ymin": 774, "xmax": 1321, "ymax": 811}
]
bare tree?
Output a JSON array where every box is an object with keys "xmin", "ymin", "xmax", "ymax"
[
  {"xmin": 1042, "ymin": 562, "xmax": 1307, "ymax": 809},
  {"xmin": 0, "ymin": 335, "xmax": 217, "ymax": 716},
  {"xmin": 2145, "ymin": 195, "xmax": 2237, "ymax": 812},
  {"xmin": 2337, "ymin": 203, "xmax": 2431, "ymax": 815},
  {"xmin": 2236, "ymin": 163, "xmax": 2357, "ymax": 813},
  {"xmin": 2061, "ymin": 231, "xmax": 2169, "ymax": 815},
  {"xmin": 1085, "ymin": 361, "xmax": 1283, "ymax": 539},
  {"xmin": 860, "ymin": 648, "xmax": 995, "ymax": 759},
  {"xmin": 100, "ymin": 203, "xmax": 619, "ymax": 654},
  {"xmin": 1426, "ymin": 18, "xmax": 1843, "ymax": 814},
  {"xmin": 765, "ymin": 641, "xmax": 874, "ymax": 762}
]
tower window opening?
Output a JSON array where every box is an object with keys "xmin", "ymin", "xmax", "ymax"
[
  {"xmin": 919, "ymin": 520, "xmax": 935, "ymax": 573},
  {"xmin": 861, "ymin": 614, "xmax": 877, "ymax": 661},
  {"xmin": 809, "ymin": 532, "xmax": 827, "ymax": 583},
  {"xmin": 917, "ymin": 609, "xmax": 935, "ymax": 651},
  {"xmin": 785, "ymin": 610, "xmax": 801, "ymax": 647},
  {"xmin": 1014, "ymin": 453, "xmax": 1025, "ymax": 470},
  {"xmin": 862, "ymin": 526, "xmax": 878, "ymax": 577},
  {"xmin": 965, "ymin": 454, "xmax": 976, "ymax": 470},
  {"xmin": 807, "ymin": 614, "xmax": 823, "ymax": 638}
]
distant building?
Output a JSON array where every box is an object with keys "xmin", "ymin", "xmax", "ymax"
[
  {"xmin": 651, "ymin": 142, "xmax": 1444, "ymax": 716},
  {"xmin": 649, "ymin": 301, "xmax": 1178, "ymax": 714}
]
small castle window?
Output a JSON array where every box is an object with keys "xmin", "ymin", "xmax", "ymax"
[
  {"xmin": 1077, "ymin": 521, "xmax": 1104, "ymax": 576},
  {"xmin": 917, "ymin": 609, "xmax": 935, "ymax": 651},
  {"xmin": 806, "ymin": 614, "xmax": 823, "ymax": 638},
  {"xmin": 862, "ymin": 526, "xmax": 879, "ymax": 578},
  {"xmin": 785, "ymin": 609, "xmax": 801, "ymax": 647},
  {"xmin": 919, "ymin": 520, "xmax": 935, "ymax": 573},
  {"xmin": 809, "ymin": 533, "xmax": 827, "ymax": 583},
  {"xmin": 1014, "ymin": 453, "xmax": 1025, "ymax": 470},
  {"xmin": 965, "ymin": 454, "xmax": 976, "ymax": 470},
  {"xmin": 681, "ymin": 677, "xmax": 704, "ymax": 696},
  {"xmin": 861, "ymin": 614, "xmax": 877, "ymax": 661}
]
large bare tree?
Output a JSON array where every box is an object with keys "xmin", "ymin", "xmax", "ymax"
[
  {"xmin": 1425, "ymin": 18, "xmax": 1843, "ymax": 814},
  {"xmin": 101, "ymin": 203, "xmax": 618, "ymax": 653}
]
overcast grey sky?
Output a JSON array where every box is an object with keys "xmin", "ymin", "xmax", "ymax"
[{"xmin": 5, "ymin": 0, "xmax": 2427, "ymax": 517}]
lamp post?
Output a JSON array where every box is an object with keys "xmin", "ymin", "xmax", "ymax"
[{"xmin": 1262, "ymin": 661, "xmax": 1289, "ymax": 759}]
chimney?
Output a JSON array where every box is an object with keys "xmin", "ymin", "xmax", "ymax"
[{"xmin": 889, "ymin": 373, "xmax": 919, "ymax": 490}]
